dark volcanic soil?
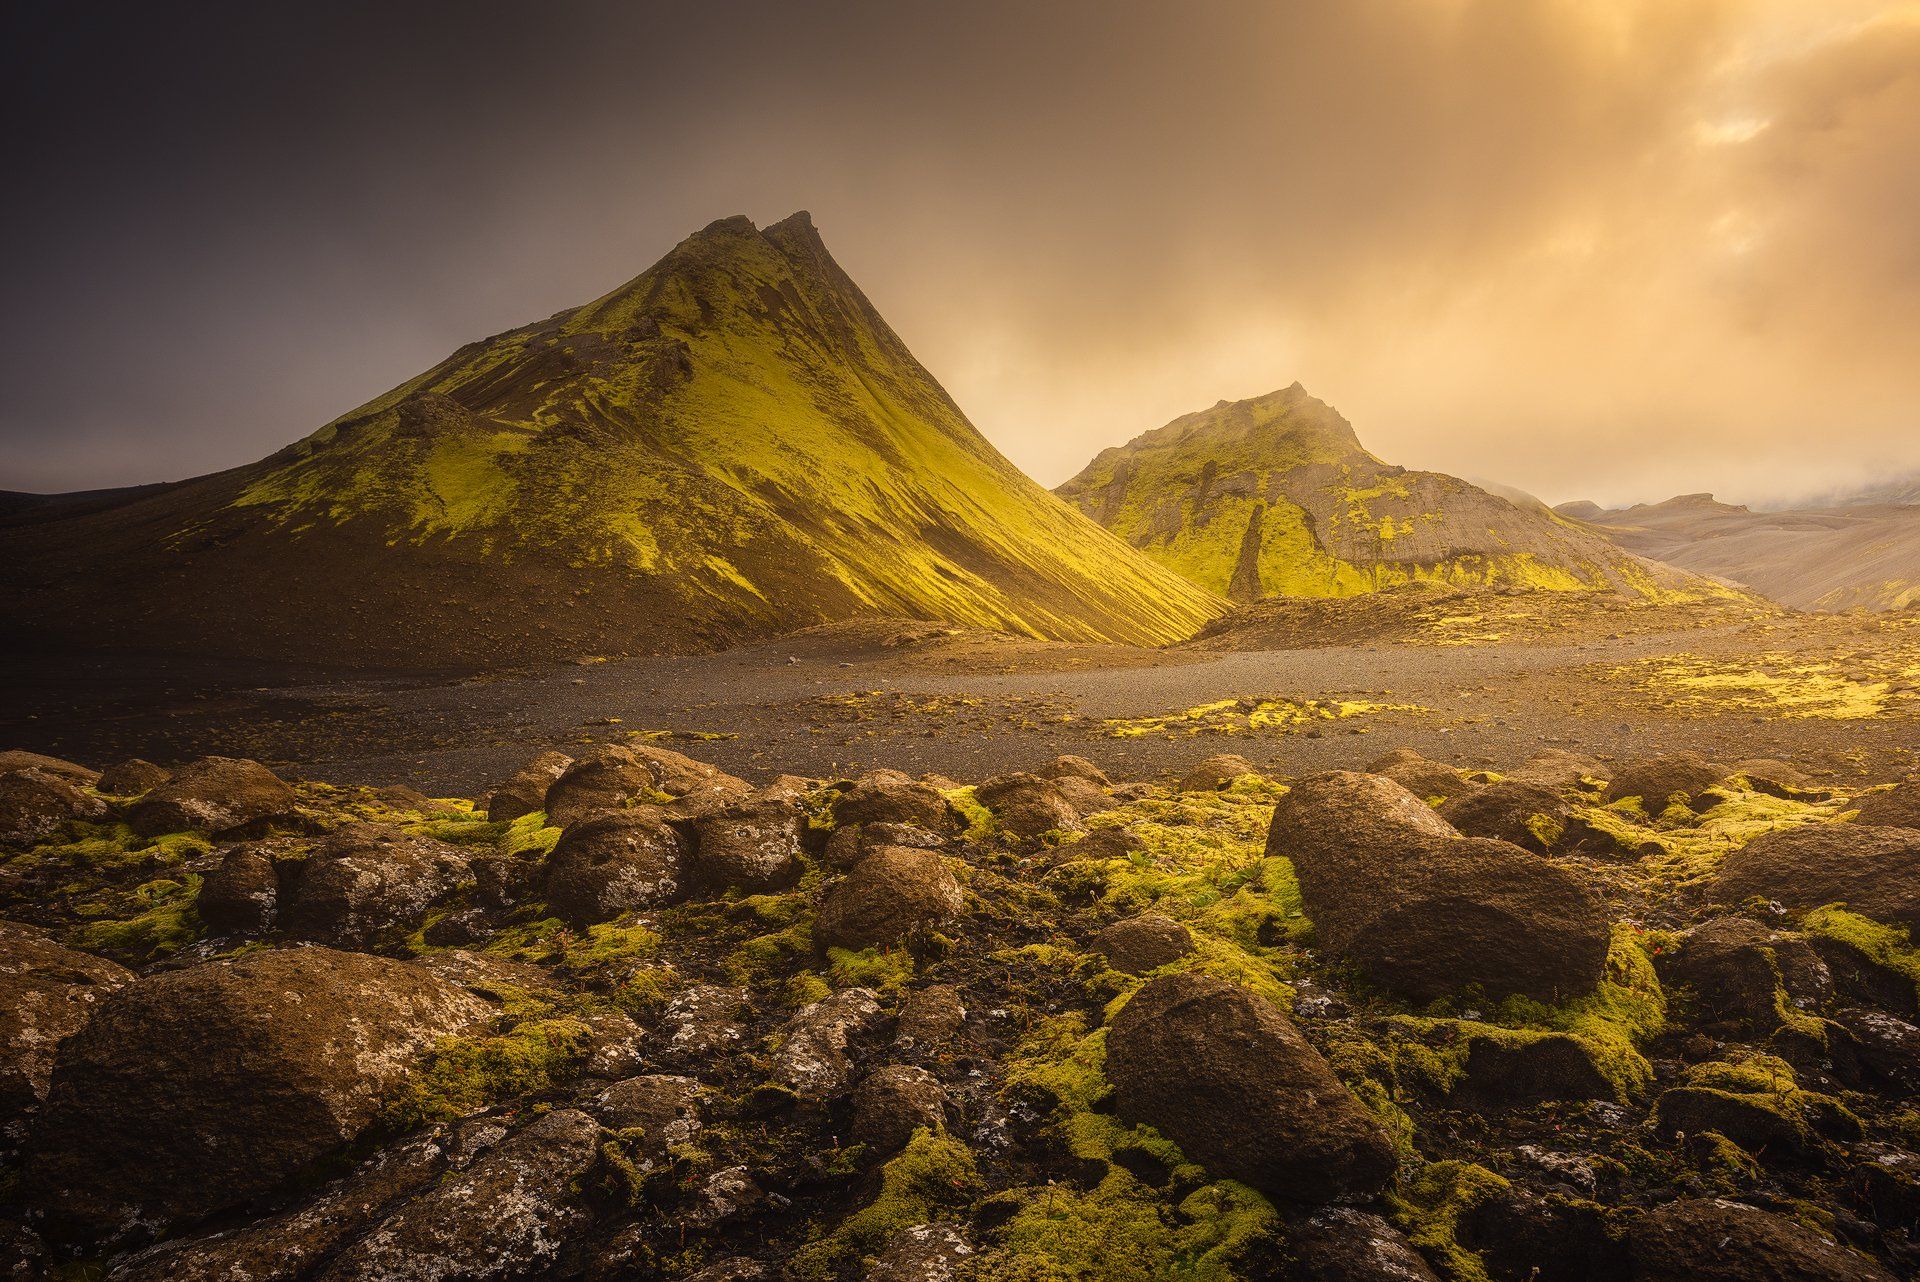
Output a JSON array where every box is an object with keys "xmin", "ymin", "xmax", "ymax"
[{"xmin": 4, "ymin": 607, "xmax": 1914, "ymax": 796}]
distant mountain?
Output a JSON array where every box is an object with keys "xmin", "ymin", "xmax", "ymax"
[
  {"xmin": 1056, "ymin": 386, "xmax": 1718, "ymax": 603},
  {"xmin": 1557, "ymin": 493, "xmax": 1920, "ymax": 612},
  {"xmin": 0, "ymin": 213, "xmax": 1222, "ymax": 666}
]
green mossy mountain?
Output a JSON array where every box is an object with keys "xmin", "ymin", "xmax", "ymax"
[
  {"xmin": 1058, "ymin": 385, "xmax": 1718, "ymax": 603},
  {"xmin": 0, "ymin": 214, "xmax": 1222, "ymax": 665}
]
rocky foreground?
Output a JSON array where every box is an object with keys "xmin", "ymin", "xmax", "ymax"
[{"xmin": 2, "ymin": 739, "xmax": 1919, "ymax": 1280}]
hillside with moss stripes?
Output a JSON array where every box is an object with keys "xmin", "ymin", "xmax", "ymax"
[
  {"xmin": 1058, "ymin": 386, "xmax": 1725, "ymax": 604},
  {"xmin": 0, "ymin": 213, "xmax": 1222, "ymax": 666}
]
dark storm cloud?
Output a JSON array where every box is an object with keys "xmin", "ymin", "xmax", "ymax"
[{"xmin": 2, "ymin": 1, "xmax": 1915, "ymax": 504}]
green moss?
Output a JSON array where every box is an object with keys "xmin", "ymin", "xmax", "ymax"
[
  {"xmin": 1801, "ymin": 906, "xmax": 1920, "ymax": 1005},
  {"xmin": 72, "ymin": 876, "xmax": 204, "ymax": 961},
  {"xmin": 1388, "ymin": 1161, "xmax": 1511, "ymax": 1282},
  {"xmin": 790, "ymin": 1128, "xmax": 979, "ymax": 1279},
  {"xmin": 946, "ymin": 786, "xmax": 998, "ymax": 841},
  {"xmin": 826, "ymin": 946, "xmax": 915, "ymax": 991},
  {"xmin": 29, "ymin": 823, "xmax": 211, "ymax": 875},
  {"xmin": 1570, "ymin": 784, "xmax": 1845, "ymax": 896},
  {"xmin": 381, "ymin": 1015, "xmax": 591, "ymax": 1130}
]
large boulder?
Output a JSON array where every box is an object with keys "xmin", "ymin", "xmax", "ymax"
[
  {"xmin": 1505, "ymin": 749, "xmax": 1611, "ymax": 792},
  {"xmin": 94, "ymin": 759, "xmax": 170, "ymax": 796},
  {"xmin": 0, "ymin": 769, "xmax": 108, "ymax": 846},
  {"xmin": 690, "ymin": 794, "xmax": 805, "ymax": 891},
  {"xmin": 128, "ymin": 756, "xmax": 297, "ymax": 838},
  {"xmin": 1627, "ymin": 1198, "xmax": 1897, "ymax": 1281},
  {"xmin": 975, "ymin": 772, "xmax": 1082, "ymax": 840},
  {"xmin": 1179, "ymin": 754, "xmax": 1258, "ymax": 792},
  {"xmin": 1853, "ymin": 777, "xmax": 1920, "ymax": 830},
  {"xmin": 772, "ymin": 987, "xmax": 887, "ymax": 1101},
  {"xmin": 823, "ymin": 821, "xmax": 945, "ymax": 872},
  {"xmin": 1713, "ymin": 824, "xmax": 1920, "ymax": 932},
  {"xmin": 1104, "ymin": 973, "xmax": 1395, "ymax": 1203},
  {"xmin": 23, "ymin": 946, "xmax": 491, "ymax": 1241},
  {"xmin": 0, "ymin": 921, "xmax": 133, "ymax": 1117},
  {"xmin": 1606, "ymin": 753, "xmax": 1725, "ymax": 815},
  {"xmin": 1038, "ymin": 755, "xmax": 1109, "ymax": 786},
  {"xmin": 1368, "ymin": 747, "xmax": 1474, "ymax": 801},
  {"xmin": 832, "ymin": 770, "xmax": 960, "ymax": 834},
  {"xmin": 315, "ymin": 1109, "xmax": 604, "ymax": 1282},
  {"xmin": 1269, "ymin": 772, "xmax": 1608, "ymax": 1004},
  {"xmin": 814, "ymin": 847, "xmax": 964, "ymax": 952},
  {"xmin": 1285, "ymin": 1207, "xmax": 1441, "ymax": 1281},
  {"xmin": 0, "ymin": 751, "xmax": 97, "ymax": 786},
  {"xmin": 279, "ymin": 823, "xmax": 473, "ymax": 947},
  {"xmin": 850, "ymin": 1064, "xmax": 952, "ymax": 1155},
  {"xmin": 1655, "ymin": 917, "xmax": 1831, "ymax": 1039},
  {"xmin": 544, "ymin": 810, "xmax": 686, "ymax": 925},
  {"xmin": 484, "ymin": 750, "xmax": 572, "ymax": 823},
  {"xmin": 1090, "ymin": 913, "xmax": 1195, "ymax": 975},
  {"xmin": 195, "ymin": 841, "xmax": 285, "ymax": 936},
  {"xmin": 543, "ymin": 744, "xmax": 748, "ymax": 828},
  {"xmin": 1439, "ymin": 779, "xmax": 1571, "ymax": 854}
]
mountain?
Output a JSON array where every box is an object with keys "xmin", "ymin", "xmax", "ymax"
[
  {"xmin": 1557, "ymin": 493, "xmax": 1920, "ymax": 612},
  {"xmin": 0, "ymin": 213, "xmax": 1223, "ymax": 666},
  {"xmin": 1057, "ymin": 385, "xmax": 1714, "ymax": 603}
]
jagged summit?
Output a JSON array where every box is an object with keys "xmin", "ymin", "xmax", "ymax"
[
  {"xmin": 1059, "ymin": 387, "xmax": 1724, "ymax": 604},
  {"xmin": 0, "ymin": 213, "xmax": 1222, "ymax": 666}
]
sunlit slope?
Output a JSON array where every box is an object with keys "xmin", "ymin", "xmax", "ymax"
[
  {"xmin": 0, "ymin": 214, "xmax": 1222, "ymax": 665},
  {"xmin": 1058, "ymin": 386, "xmax": 1720, "ymax": 603}
]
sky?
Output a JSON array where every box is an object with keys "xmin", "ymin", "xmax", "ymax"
[{"xmin": 3, "ymin": 0, "xmax": 1916, "ymax": 507}]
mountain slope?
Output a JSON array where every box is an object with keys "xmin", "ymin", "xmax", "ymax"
[
  {"xmin": 0, "ymin": 213, "xmax": 1222, "ymax": 666},
  {"xmin": 1558, "ymin": 493, "xmax": 1920, "ymax": 612},
  {"xmin": 1057, "ymin": 386, "xmax": 1714, "ymax": 603}
]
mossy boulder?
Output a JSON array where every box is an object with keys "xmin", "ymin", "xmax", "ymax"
[
  {"xmin": 1179, "ymin": 753, "xmax": 1259, "ymax": 792},
  {"xmin": 814, "ymin": 847, "xmax": 963, "ymax": 952},
  {"xmin": 0, "ymin": 767, "xmax": 108, "ymax": 846},
  {"xmin": 867, "ymin": 1223, "xmax": 975, "ymax": 1281},
  {"xmin": 127, "ymin": 756, "xmax": 296, "ymax": 838},
  {"xmin": 1439, "ymin": 778, "xmax": 1571, "ymax": 854},
  {"xmin": 94, "ymin": 758, "xmax": 170, "ymax": 796},
  {"xmin": 1713, "ymin": 824, "xmax": 1920, "ymax": 932},
  {"xmin": 1605, "ymin": 752, "xmax": 1725, "ymax": 815},
  {"xmin": 589, "ymin": 1073, "xmax": 705, "ymax": 1167},
  {"xmin": 484, "ymin": 749, "xmax": 572, "ymax": 823},
  {"xmin": 196, "ymin": 841, "xmax": 284, "ymax": 936},
  {"xmin": 22, "ymin": 946, "xmax": 491, "ymax": 1243},
  {"xmin": 1853, "ymin": 776, "xmax": 1920, "ymax": 830},
  {"xmin": 1038, "ymin": 754, "xmax": 1110, "ymax": 786},
  {"xmin": 1831, "ymin": 1007, "xmax": 1920, "ymax": 1096},
  {"xmin": 975, "ymin": 771, "xmax": 1083, "ymax": 839},
  {"xmin": 543, "ymin": 744, "xmax": 746, "ymax": 828},
  {"xmin": 1269, "ymin": 772, "xmax": 1608, "ymax": 1003},
  {"xmin": 1455, "ymin": 1032, "xmax": 1616, "ymax": 1104},
  {"xmin": 544, "ymin": 810, "xmax": 686, "ymax": 926},
  {"xmin": 822, "ymin": 820, "xmax": 945, "ymax": 871},
  {"xmin": 1627, "ymin": 1197, "xmax": 1897, "ymax": 1281},
  {"xmin": 313, "ymin": 1108, "xmax": 604, "ymax": 1282},
  {"xmin": 771, "ymin": 986, "xmax": 886, "ymax": 1101},
  {"xmin": 1505, "ymin": 748, "xmax": 1611, "ymax": 791},
  {"xmin": 0, "ymin": 920, "xmax": 133, "ymax": 1116},
  {"xmin": 1090, "ymin": 912, "xmax": 1195, "ymax": 975},
  {"xmin": 851, "ymin": 1064, "xmax": 952, "ymax": 1156},
  {"xmin": 690, "ymin": 794, "xmax": 805, "ymax": 891},
  {"xmin": 1368, "ymin": 747, "xmax": 1474, "ymax": 800},
  {"xmin": 1105, "ymin": 972, "xmax": 1396, "ymax": 1203},
  {"xmin": 1284, "ymin": 1206, "xmax": 1440, "ymax": 1281},
  {"xmin": 831, "ymin": 769, "xmax": 961, "ymax": 834},
  {"xmin": 279, "ymin": 822, "xmax": 473, "ymax": 947},
  {"xmin": 0, "ymin": 750, "xmax": 97, "ymax": 786},
  {"xmin": 1655, "ymin": 917, "xmax": 1831, "ymax": 1039}
]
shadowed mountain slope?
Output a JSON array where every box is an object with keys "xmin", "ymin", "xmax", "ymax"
[
  {"xmin": 1560, "ymin": 493, "xmax": 1920, "ymax": 612},
  {"xmin": 0, "ymin": 213, "xmax": 1223, "ymax": 666},
  {"xmin": 1058, "ymin": 386, "xmax": 1718, "ymax": 603}
]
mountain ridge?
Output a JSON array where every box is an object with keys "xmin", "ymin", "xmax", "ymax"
[
  {"xmin": 1057, "ymin": 386, "xmax": 1721, "ymax": 603},
  {"xmin": 0, "ymin": 213, "xmax": 1223, "ymax": 666}
]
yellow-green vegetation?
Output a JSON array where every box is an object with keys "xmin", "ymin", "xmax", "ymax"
[
  {"xmin": 1387, "ymin": 926, "xmax": 1668, "ymax": 1101},
  {"xmin": 12, "ymin": 822, "xmax": 210, "ymax": 877},
  {"xmin": 1388, "ymin": 1161, "xmax": 1512, "ymax": 1282},
  {"xmin": 1801, "ymin": 907, "xmax": 1920, "ymax": 1004},
  {"xmin": 1620, "ymin": 650, "xmax": 1920, "ymax": 720},
  {"xmin": 1570, "ymin": 783, "xmax": 1848, "ymax": 895},
  {"xmin": 1674, "ymin": 1053, "xmax": 1861, "ymax": 1148},
  {"xmin": 381, "ymin": 1010, "xmax": 592, "ymax": 1130},
  {"xmin": 790, "ymin": 1129, "xmax": 980, "ymax": 1279},
  {"xmin": 1055, "ymin": 385, "xmax": 1704, "ymax": 605},
  {"xmin": 225, "ymin": 213, "xmax": 1222, "ymax": 648},
  {"xmin": 825, "ymin": 946, "xmax": 915, "ymax": 991},
  {"xmin": 71, "ymin": 875, "xmax": 203, "ymax": 961},
  {"xmin": 1103, "ymin": 696, "xmax": 1419, "ymax": 740}
]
